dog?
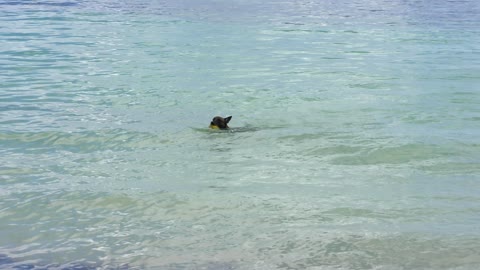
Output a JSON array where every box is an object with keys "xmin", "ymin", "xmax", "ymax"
[{"xmin": 209, "ymin": 116, "xmax": 232, "ymax": 130}]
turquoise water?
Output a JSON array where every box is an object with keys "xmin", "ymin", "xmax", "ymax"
[{"xmin": 1, "ymin": 0, "xmax": 480, "ymax": 269}]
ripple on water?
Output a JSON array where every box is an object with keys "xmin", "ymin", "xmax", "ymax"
[{"xmin": 0, "ymin": 129, "xmax": 171, "ymax": 153}]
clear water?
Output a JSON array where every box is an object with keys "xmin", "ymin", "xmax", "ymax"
[{"xmin": 1, "ymin": 0, "xmax": 480, "ymax": 269}]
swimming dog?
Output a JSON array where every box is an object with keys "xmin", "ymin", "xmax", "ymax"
[{"xmin": 209, "ymin": 116, "xmax": 232, "ymax": 130}]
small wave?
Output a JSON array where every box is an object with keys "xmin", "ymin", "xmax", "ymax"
[
  {"xmin": 193, "ymin": 126, "xmax": 260, "ymax": 134},
  {"xmin": 0, "ymin": 129, "xmax": 169, "ymax": 153},
  {"xmin": 420, "ymin": 162, "xmax": 480, "ymax": 175},
  {"xmin": 330, "ymin": 143, "xmax": 454, "ymax": 165}
]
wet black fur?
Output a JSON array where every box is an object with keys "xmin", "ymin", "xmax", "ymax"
[{"xmin": 210, "ymin": 116, "xmax": 232, "ymax": 129}]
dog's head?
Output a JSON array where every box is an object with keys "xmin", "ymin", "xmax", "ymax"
[{"xmin": 209, "ymin": 116, "xmax": 232, "ymax": 130}]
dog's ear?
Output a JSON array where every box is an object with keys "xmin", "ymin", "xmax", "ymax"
[{"xmin": 224, "ymin": 116, "xmax": 232, "ymax": 123}]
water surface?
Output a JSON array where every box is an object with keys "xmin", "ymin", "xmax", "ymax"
[{"xmin": 1, "ymin": 0, "xmax": 480, "ymax": 269}]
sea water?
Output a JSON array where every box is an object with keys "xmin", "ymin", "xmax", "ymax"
[{"xmin": 1, "ymin": 0, "xmax": 480, "ymax": 269}]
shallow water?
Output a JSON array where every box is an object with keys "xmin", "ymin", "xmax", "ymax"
[{"xmin": 1, "ymin": 0, "xmax": 480, "ymax": 269}]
